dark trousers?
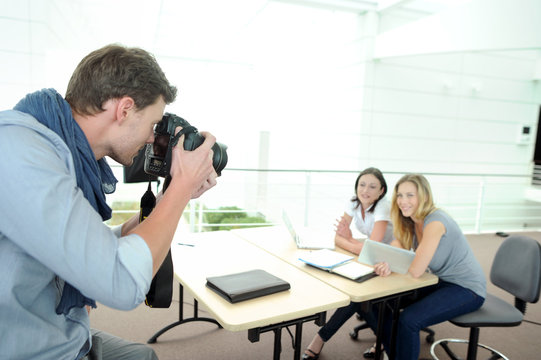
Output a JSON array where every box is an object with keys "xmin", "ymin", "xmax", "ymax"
[
  {"xmin": 318, "ymin": 301, "xmax": 362, "ymax": 342},
  {"xmin": 360, "ymin": 281, "xmax": 484, "ymax": 360}
]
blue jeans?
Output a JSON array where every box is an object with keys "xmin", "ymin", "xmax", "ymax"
[
  {"xmin": 318, "ymin": 301, "xmax": 362, "ymax": 341},
  {"xmin": 360, "ymin": 281, "xmax": 484, "ymax": 360}
]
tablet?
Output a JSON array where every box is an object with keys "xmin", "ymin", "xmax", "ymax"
[{"xmin": 357, "ymin": 239, "xmax": 415, "ymax": 274}]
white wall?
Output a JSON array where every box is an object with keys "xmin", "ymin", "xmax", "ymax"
[
  {"xmin": 344, "ymin": 5, "xmax": 541, "ymax": 231},
  {"xmin": 1, "ymin": 0, "xmax": 541, "ymax": 232},
  {"xmin": 233, "ymin": 1, "xmax": 541, "ymax": 231},
  {"xmin": 361, "ymin": 51, "xmax": 540, "ymax": 174}
]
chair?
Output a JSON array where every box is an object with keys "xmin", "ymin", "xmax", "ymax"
[{"xmin": 430, "ymin": 235, "xmax": 541, "ymax": 360}]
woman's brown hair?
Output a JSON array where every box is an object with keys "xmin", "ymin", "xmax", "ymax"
[{"xmin": 351, "ymin": 167, "xmax": 387, "ymax": 214}]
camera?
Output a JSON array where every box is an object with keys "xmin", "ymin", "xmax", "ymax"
[{"xmin": 144, "ymin": 113, "xmax": 228, "ymax": 177}]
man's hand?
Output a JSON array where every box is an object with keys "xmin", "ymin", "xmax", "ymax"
[
  {"xmin": 170, "ymin": 129, "xmax": 217, "ymax": 198},
  {"xmin": 191, "ymin": 169, "xmax": 218, "ymax": 199}
]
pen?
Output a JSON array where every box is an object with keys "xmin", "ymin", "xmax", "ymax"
[{"xmin": 177, "ymin": 242, "xmax": 195, "ymax": 247}]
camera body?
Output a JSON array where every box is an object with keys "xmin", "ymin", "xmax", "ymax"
[{"xmin": 144, "ymin": 113, "xmax": 228, "ymax": 177}]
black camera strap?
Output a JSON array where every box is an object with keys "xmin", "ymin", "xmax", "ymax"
[
  {"xmin": 142, "ymin": 124, "xmax": 199, "ymax": 308},
  {"xmin": 142, "ymin": 179, "xmax": 174, "ymax": 308},
  {"xmin": 139, "ymin": 181, "xmax": 155, "ymax": 222},
  {"xmin": 170, "ymin": 125, "xmax": 197, "ymax": 147}
]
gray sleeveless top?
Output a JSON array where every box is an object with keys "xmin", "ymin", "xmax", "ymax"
[{"xmin": 413, "ymin": 209, "xmax": 486, "ymax": 298}]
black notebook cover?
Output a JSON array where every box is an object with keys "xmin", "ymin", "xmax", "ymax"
[{"xmin": 206, "ymin": 269, "xmax": 291, "ymax": 303}]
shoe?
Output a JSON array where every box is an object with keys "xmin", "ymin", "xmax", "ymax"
[
  {"xmin": 363, "ymin": 345, "xmax": 376, "ymax": 359},
  {"xmin": 363, "ymin": 343, "xmax": 384, "ymax": 359},
  {"xmin": 302, "ymin": 349, "xmax": 320, "ymax": 360}
]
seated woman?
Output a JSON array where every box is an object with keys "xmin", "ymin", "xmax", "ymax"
[
  {"xmin": 361, "ymin": 173, "xmax": 486, "ymax": 360},
  {"xmin": 303, "ymin": 167, "xmax": 393, "ymax": 360}
]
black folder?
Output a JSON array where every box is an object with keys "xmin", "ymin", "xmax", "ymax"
[{"xmin": 206, "ymin": 269, "xmax": 291, "ymax": 303}]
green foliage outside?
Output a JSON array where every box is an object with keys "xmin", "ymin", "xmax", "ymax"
[
  {"xmin": 107, "ymin": 202, "xmax": 270, "ymax": 231},
  {"xmin": 185, "ymin": 205, "xmax": 270, "ymax": 232},
  {"xmin": 107, "ymin": 201, "xmax": 139, "ymax": 226}
]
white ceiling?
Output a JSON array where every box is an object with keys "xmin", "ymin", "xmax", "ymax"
[
  {"xmin": 58, "ymin": 0, "xmax": 479, "ymax": 61},
  {"xmin": 4, "ymin": 0, "xmax": 534, "ymax": 58},
  {"xmin": 274, "ymin": 0, "xmax": 472, "ymax": 14},
  {"xmin": 1, "ymin": 0, "xmax": 539, "ymax": 89}
]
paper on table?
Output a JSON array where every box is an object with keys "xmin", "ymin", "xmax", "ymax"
[
  {"xmin": 298, "ymin": 249, "xmax": 353, "ymax": 269},
  {"xmin": 331, "ymin": 261, "xmax": 373, "ymax": 279}
]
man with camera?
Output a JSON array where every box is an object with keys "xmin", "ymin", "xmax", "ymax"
[{"xmin": 0, "ymin": 44, "xmax": 218, "ymax": 359}]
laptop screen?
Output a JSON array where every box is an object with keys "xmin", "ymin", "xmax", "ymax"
[{"xmin": 282, "ymin": 210, "xmax": 298, "ymax": 242}]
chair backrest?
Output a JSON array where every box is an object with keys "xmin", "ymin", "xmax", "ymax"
[{"xmin": 490, "ymin": 235, "xmax": 541, "ymax": 306}]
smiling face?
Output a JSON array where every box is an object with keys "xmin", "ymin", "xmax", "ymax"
[
  {"xmin": 396, "ymin": 181, "xmax": 419, "ymax": 220},
  {"xmin": 356, "ymin": 173, "xmax": 385, "ymax": 210}
]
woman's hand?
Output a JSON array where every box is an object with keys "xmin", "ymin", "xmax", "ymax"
[
  {"xmin": 373, "ymin": 262, "xmax": 391, "ymax": 277},
  {"xmin": 335, "ymin": 215, "xmax": 352, "ymax": 240}
]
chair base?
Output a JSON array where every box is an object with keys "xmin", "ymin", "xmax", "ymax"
[{"xmin": 430, "ymin": 338, "xmax": 508, "ymax": 360}]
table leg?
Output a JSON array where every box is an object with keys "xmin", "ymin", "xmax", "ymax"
[
  {"xmin": 147, "ymin": 283, "xmax": 221, "ymax": 343},
  {"xmin": 248, "ymin": 312, "xmax": 325, "ymax": 360},
  {"xmin": 389, "ymin": 297, "xmax": 401, "ymax": 360},
  {"xmin": 293, "ymin": 323, "xmax": 303, "ymax": 360},
  {"xmin": 273, "ymin": 327, "xmax": 282, "ymax": 360},
  {"xmin": 374, "ymin": 302, "xmax": 384, "ymax": 360},
  {"xmin": 371, "ymin": 290, "xmax": 414, "ymax": 360}
]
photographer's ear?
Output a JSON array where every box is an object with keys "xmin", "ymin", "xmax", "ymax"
[{"xmin": 115, "ymin": 96, "xmax": 135, "ymax": 124}]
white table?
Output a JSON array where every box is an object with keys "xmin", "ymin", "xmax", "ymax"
[
  {"xmin": 149, "ymin": 230, "xmax": 350, "ymax": 360},
  {"xmin": 231, "ymin": 225, "xmax": 439, "ymax": 360}
]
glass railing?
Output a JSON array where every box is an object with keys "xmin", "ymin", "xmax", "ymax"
[{"xmin": 108, "ymin": 166, "xmax": 541, "ymax": 234}]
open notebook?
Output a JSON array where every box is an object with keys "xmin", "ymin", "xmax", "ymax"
[
  {"xmin": 282, "ymin": 211, "xmax": 334, "ymax": 250},
  {"xmin": 298, "ymin": 249, "xmax": 377, "ymax": 282}
]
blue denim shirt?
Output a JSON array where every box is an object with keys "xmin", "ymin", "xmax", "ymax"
[{"xmin": 0, "ymin": 110, "xmax": 153, "ymax": 359}]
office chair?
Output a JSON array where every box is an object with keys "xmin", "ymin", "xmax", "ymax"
[{"xmin": 430, "ymin": 235, "xmax": 541, "ymax": 360}]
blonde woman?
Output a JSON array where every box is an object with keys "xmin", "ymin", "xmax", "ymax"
[{"xmin": 361, "ymin": 174, "xmax": 486, "ymax": 360}]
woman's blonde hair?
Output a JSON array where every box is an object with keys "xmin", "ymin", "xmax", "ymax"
[{"xmin": 391, "ymin": 174, "xmax": 436, "ymax": 249}]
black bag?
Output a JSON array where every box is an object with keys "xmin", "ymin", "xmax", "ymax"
[
  {"xmin": 145, "ymin": 250, "xmax": 173, "ymax": 308},
  {"xmin": 139, "ymin": 181, "xmax": 173, "ymax": 308}
]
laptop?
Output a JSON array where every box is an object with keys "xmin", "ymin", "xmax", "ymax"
[
  {"xmin": 357, "ymin": 239, "xmax": 415, "ymax": 274},
  {"xmin": 282, "ymin": 210, "xmax": 334, "ymax": 250}
]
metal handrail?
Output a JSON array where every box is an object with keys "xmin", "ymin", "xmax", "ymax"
[{"xmin": 109, "ymin": 165, "xmax": 541, "ymax": 234}]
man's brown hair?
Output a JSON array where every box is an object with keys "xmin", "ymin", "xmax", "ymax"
[{"xmin": 65, "ymin": 44, "xmax": 177, "ymax": 115}]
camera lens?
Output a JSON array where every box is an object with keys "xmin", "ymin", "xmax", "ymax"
[
  {"xmin": 183, "ymin": 131, "xmax": 228, "ymax": 176},
  {"xmin": 211, "ymin": 142, "xmax": 228, "ymax": 176},
  {"xmin": 170, "ymin": 114, "xmax": 228, "ymax": 176}
]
